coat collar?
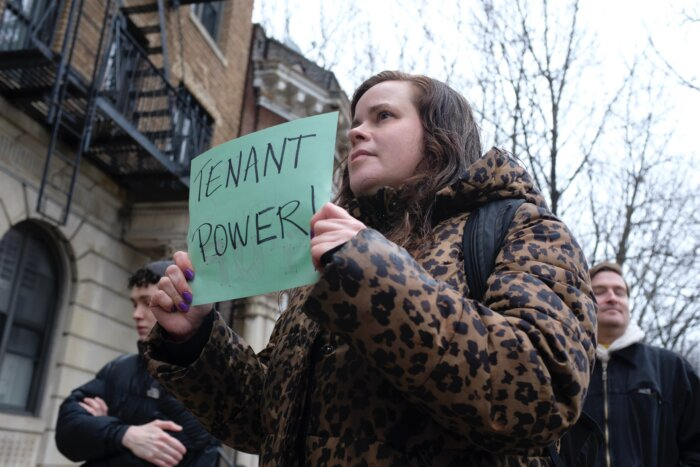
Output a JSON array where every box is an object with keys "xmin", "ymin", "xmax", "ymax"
[
  {"xmin": 432, "ymin": 147, "xmax": 547, "ymax": 220},
  {"xmin": 137, "ymin": 339, "xmax": 147, "ymax": 357},
  {"xmin": 346, "ymin": 185, "xmax": 407, "ymax": 233},
  {"xmin": 596, "ymin": 321, "xmax": 646, "ymax": 363},
  {"xmin": 344, "ymin": 148, "xmax": 548, "ymax": 231}
]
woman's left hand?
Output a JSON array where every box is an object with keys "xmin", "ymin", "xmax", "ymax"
[{"xmin": 310, "ymin": 202, "xmax": 366, "ymax": 270}]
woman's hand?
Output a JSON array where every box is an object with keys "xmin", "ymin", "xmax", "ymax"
[
  {"xmin": 149, "ymin": 251, "xmax": 212, "ymax": 342},
  {"xmin": 310, "ymin": 202, "xmax": 366, "ymax": 270}
]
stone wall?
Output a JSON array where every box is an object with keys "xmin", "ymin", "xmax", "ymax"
[{"xmin": 0, "ymin": 97, "xmax": 151, "ymax": 466}]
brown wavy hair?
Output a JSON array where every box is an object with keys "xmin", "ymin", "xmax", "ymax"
[{"xmin": 335, "ymin": 71, "xmax": 482, "ymax": 250}]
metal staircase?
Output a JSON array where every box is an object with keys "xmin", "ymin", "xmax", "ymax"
[
  {"xmin": 37, "ymin": 0, "xmax": 113, "ymax": 224},
  {"xmin": 0, "ymin": 0, "xmax": 215, "ymax": 224}
]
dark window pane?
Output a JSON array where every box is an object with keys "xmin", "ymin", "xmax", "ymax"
[
  {"xmin": 0, "ymin": 223, "xmax": 59, "ymax": 413},
  {"xmin": 0, "ymin": 353, "xmax": 33, "ymax": 408},
  {"xmin": 0, "ymin": 228, "xmax": 22, "ymax": 313},
  {"xmin": 192, "ymin": 2, "xmax": 223, "ymax": 41},
  {"xmin": 7, "ymin": 326, "xmax": 40, "ymax": 357},
  {"xmin": 15, "ymin": 236, "xmax": 56, "ymax": 326}
]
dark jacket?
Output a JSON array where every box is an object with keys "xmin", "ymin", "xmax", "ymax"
[
  {"xmin": 55, "ymin": 346, "xmax": 219, "ymax": 466},
  {"xmin": 145, "ymin": 149, "xmax": 597, "ymax": 466},
  {"xmin": 584, "ymin": 340, "xmax": 700, "ymax": 466}
]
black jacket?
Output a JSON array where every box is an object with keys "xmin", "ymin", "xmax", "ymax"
[
  {"xmin": 55, "ymin": 348, "xmax": 219, "ymax": 466},
  {"xmin": 583, "ymin": 342, "xmax": 700, "ymax": 467}
]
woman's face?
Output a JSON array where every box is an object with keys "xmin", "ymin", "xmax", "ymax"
[{"xmin": 348, "ymin": 80, "xmax": 424, "ymax": 197}]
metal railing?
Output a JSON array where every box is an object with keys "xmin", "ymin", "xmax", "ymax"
[
  {"xmin": 98, "ymin": 13, "xmax": 212, "ymax": 172},
  {"xmin": 0, "ymin": 0, "xmax": 61, "ymax": 51}
]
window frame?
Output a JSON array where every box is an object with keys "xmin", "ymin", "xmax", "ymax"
[
  {"xmin": 190, "ymin": 1, "xmax": 224, "ymax": 43},
  {"xmin": 0, "ymin": 222, "xmax": 61, "ymax": 415}
]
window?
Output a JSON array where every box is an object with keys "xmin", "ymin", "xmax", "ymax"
[
  {"xmin": 191, "ymin": 1, "xmax": 224, "ymax": 42},
  {"xmin": 169, "ymin": 85, "xmax": 213, "ymax": 165},
  {"xmin": 0, "ymin": 223, "xmax": 60, "ymax": 414}
]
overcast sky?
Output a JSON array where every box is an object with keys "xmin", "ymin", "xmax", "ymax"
[
  {"xmin": 253, "ymin": 0, "xmax": 700, "ymax": 160},
  {"xmin": 587, "ymin": 0, "xmax": 700, "ymax": 151}
]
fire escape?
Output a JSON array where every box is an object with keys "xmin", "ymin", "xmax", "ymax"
[{"xmin": 0, "ymin": 0, "xmax": 215, "ymax": 224}]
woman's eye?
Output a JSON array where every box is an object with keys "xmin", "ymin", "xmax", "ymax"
[{"xmin": 378, "ymin": 111, "xmax": 392, "ymax": 120}]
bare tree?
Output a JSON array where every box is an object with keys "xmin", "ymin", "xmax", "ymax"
[
  {"xmin": 648, "ymin": 4, "xmax": 700, "ymax": 93},
  {"xmin": 469, "ymin": 0, "xmax": 626, "ymax": 216},
  {"xmin": 254, "ymin": 0, "xmax": 470, "ymax": 90},
  {"xmin": 584, "ymin": 66, "xmax": 700, "ymax": 357},
  {"xmin": 650, "ymin": 38, "xmax": 700, "ymax": 92}
]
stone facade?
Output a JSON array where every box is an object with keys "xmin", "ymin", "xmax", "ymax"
[{"xmin": 0, "ymin": 96, "xmax": 148, "ymax": 467}]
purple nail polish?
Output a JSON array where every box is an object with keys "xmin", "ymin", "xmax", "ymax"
[
  {"xmin": 182, "ymin": 291, "xmax": 193, "ymax": 304},
  {"xmin": 310, "ymin": 228, "xmax": 314, "ymax": 239},
  {"xmin": 184, "ymin": 268, "xmax": 195, "ymax": 281},
  {"xmin": 178, "ymin": 301, "xmax": 190, "ymax": 313}
]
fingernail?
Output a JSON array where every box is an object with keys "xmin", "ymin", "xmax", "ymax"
[
  {"xmin": 310, "ymin": 228, "xmax": 314, "ymax": 239},
  {"xmin": 182, "ymin": 291, "xmax": 193, "ymax": 304},
  {"xmin": 184, "ymin": 268, "xmax": 195, "ymax": 281},
  {"xmin": 178, "ymin": 301, "xmax": 190, "ymax": 313},
  {"xmin": 170, "ymin": 305, "xmax": 177, "ymax": 313}
]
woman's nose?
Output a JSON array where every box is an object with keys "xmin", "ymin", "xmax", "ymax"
[{"xmin": 348, "ymin": 125, "xmax": 368, "ymax": 146}]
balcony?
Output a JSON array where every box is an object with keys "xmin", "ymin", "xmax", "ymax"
[
  {"xmin": 0, "ymin": 0, "xmax": 214, "ymax": 209},
  {"xmin": 89, "ymin": 12, "xmax": 213, "ymax": 200}
]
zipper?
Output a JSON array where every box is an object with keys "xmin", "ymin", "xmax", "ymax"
[
  {"xmin": 655, "ymin": 390, "xmax": 662, "ymax": 467},
  {"xmin": 602, "ymin": 362, "xmax": 611, "ymax": 467}
]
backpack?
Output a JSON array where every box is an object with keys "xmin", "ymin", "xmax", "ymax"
[
  {"xmin": 462, "ymin": 198, "xmax": 603, "ymax": 467},
  {"xmin": 462, "ymin": 198, "xmax": 524, "ymax": 302}
]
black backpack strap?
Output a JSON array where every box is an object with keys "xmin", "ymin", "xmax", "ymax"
[{"xmin": 462, "ymin": 198, "xmax": 525, "ymax": 301}]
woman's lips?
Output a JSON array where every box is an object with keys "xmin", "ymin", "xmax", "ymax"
[{"xmin": 350, "ymin": 150, "xmax": 373, "ymax": 162}]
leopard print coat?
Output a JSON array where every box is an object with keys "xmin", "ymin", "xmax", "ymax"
[{"xmin": 145, "ymin": 148, "xmax": 596, "ymax": 466}]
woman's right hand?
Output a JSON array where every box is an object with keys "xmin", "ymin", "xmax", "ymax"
[{"xmin": 149, "ymin": 251, "xmax": 212, "ymax": 342}]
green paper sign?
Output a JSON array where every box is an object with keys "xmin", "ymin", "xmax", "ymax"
[{"xmin": 187, "ymin": 112, "xmax": 338, "ymax": 304}]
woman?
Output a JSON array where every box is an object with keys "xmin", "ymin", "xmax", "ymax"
[{"xmin": 145, "ymin": 71, "xmax": 596, "ymax": 466}]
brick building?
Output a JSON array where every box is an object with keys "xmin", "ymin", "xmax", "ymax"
[{"xmin": 0, "ymin": 0, "xmax": 348, "ymax": 465}]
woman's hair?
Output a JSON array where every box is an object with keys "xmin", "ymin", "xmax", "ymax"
[{"xmin": 335, "ymin": 70, "xmax": 482, "ymax": 250}]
